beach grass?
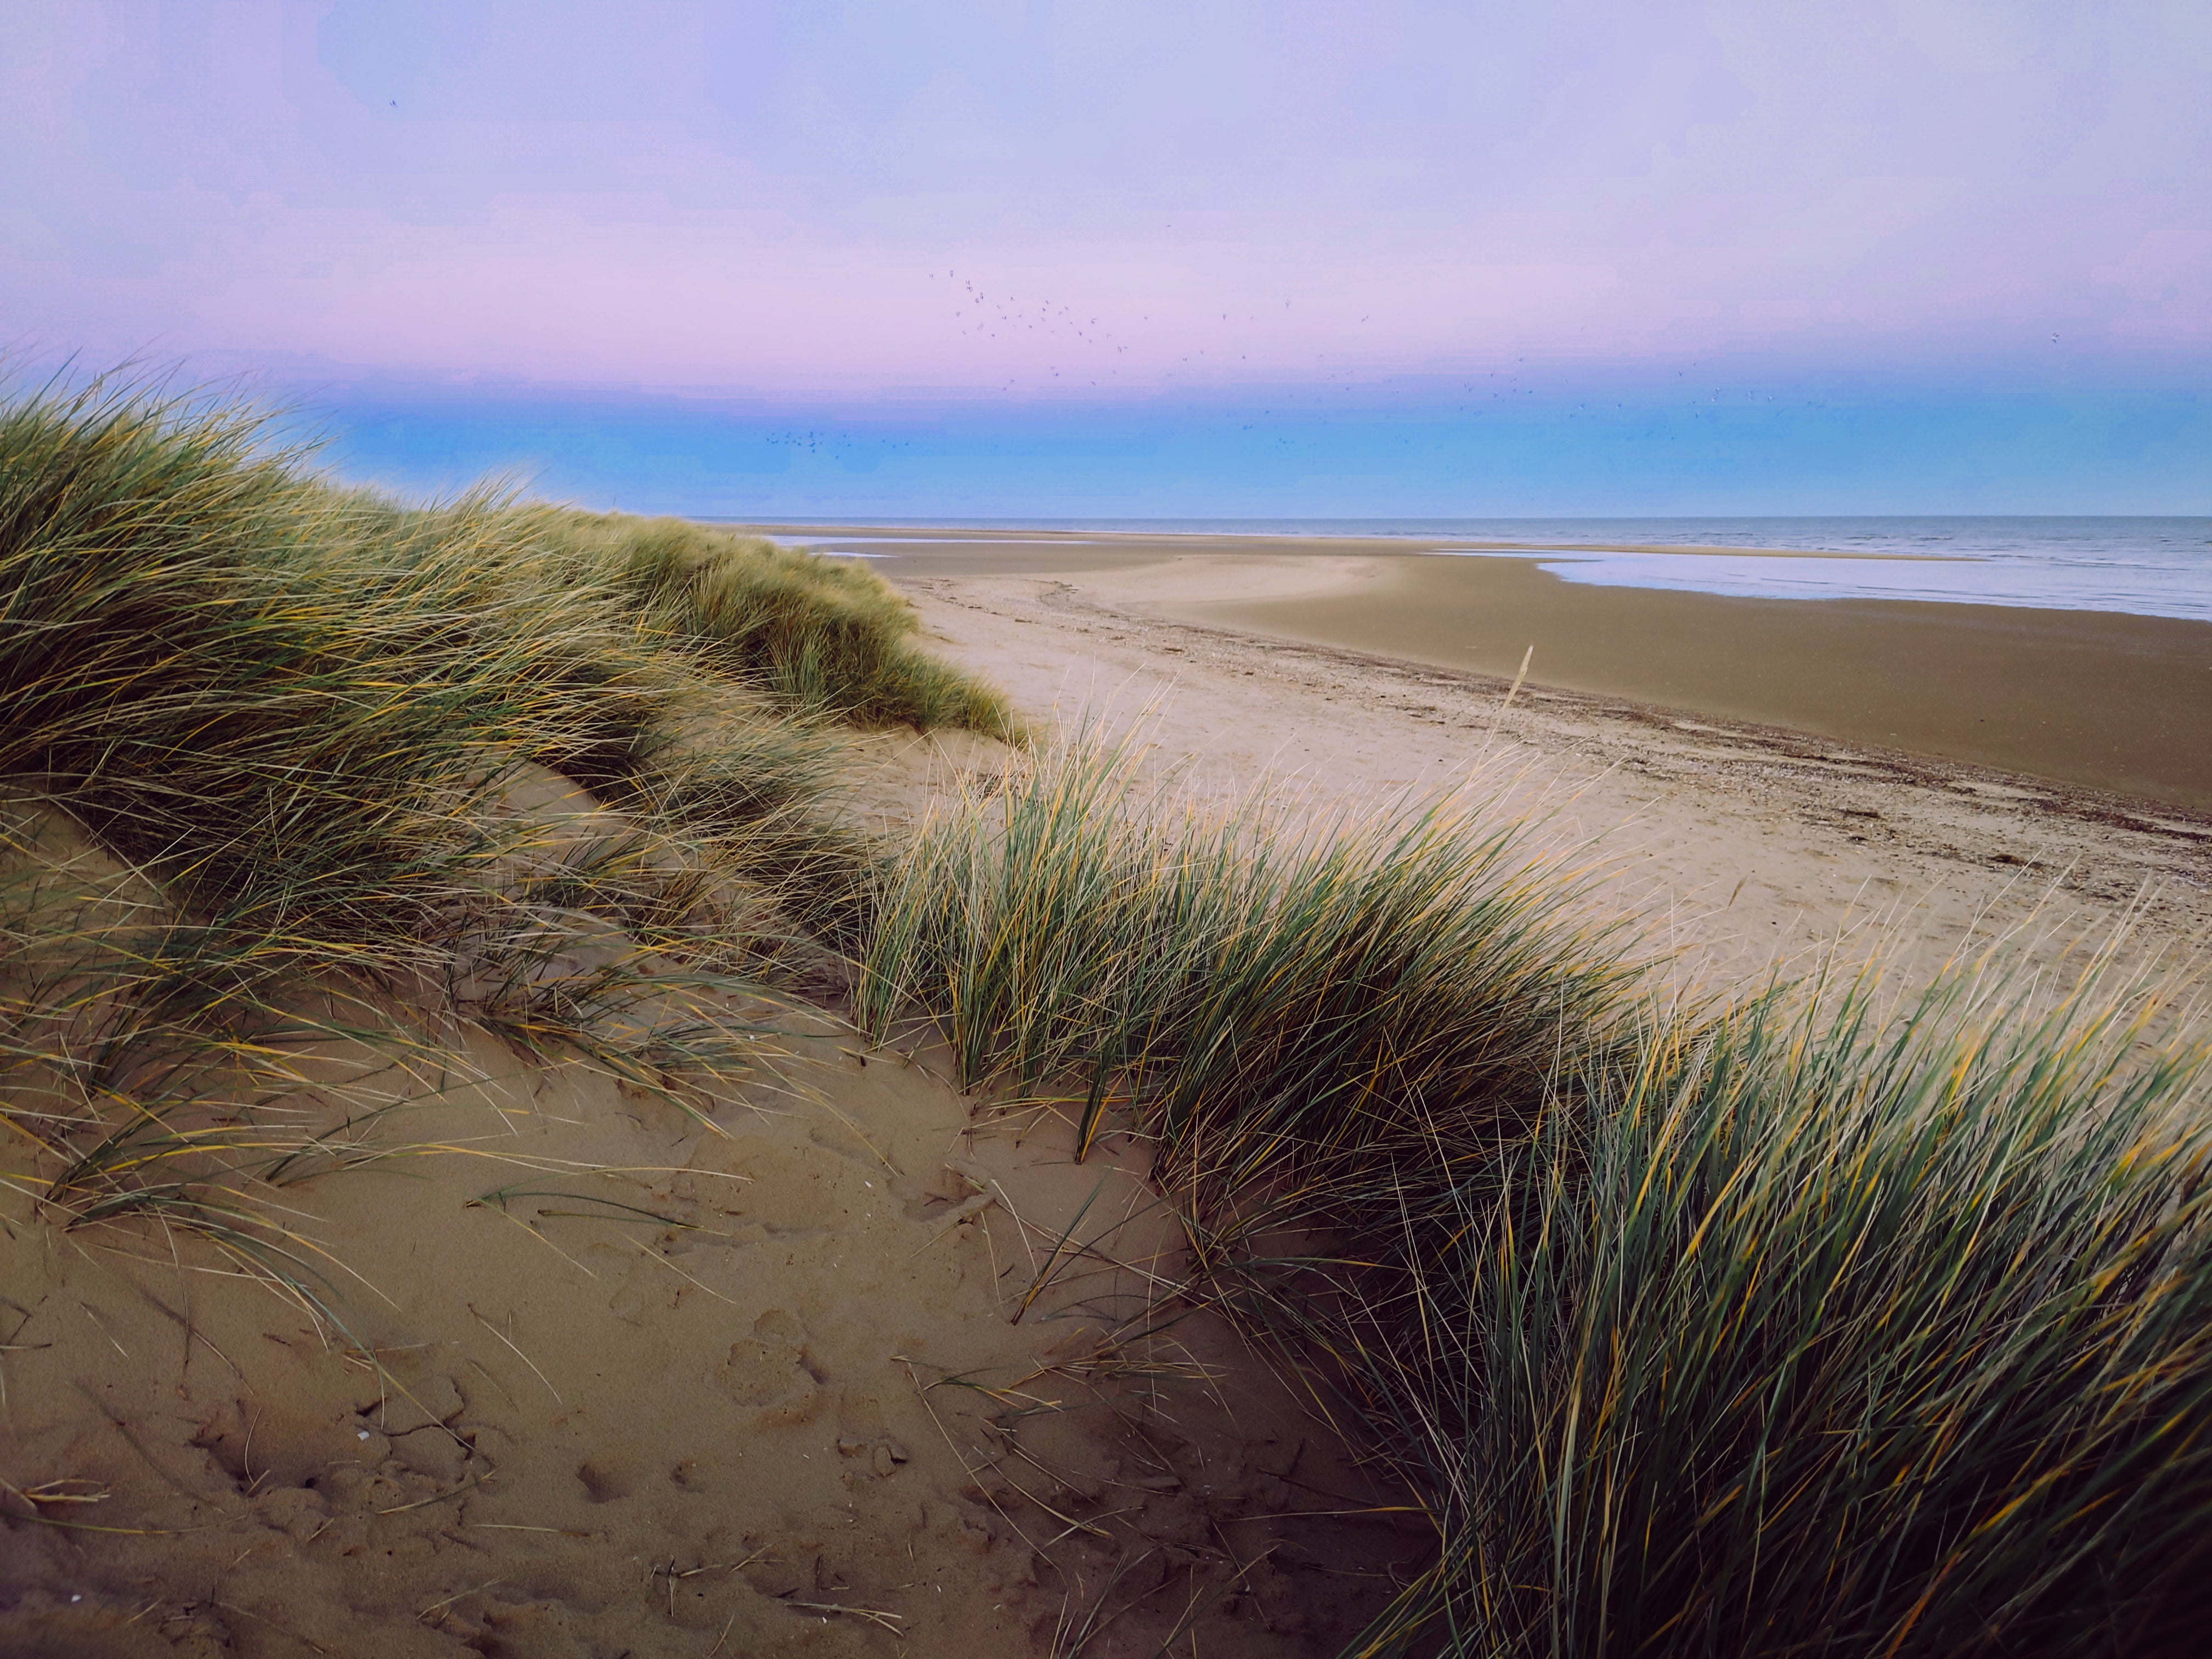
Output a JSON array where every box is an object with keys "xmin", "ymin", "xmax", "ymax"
[
  {"xmin": 0, "ymin": 373, "xmax": 1002, "ymax": 1306},
  {"xmin": 546, "ymin": 509, "xmax": 1021, "ymax": 737},
  {"xmin": 852, "ymin": 730, "xmax": 1639, "ymax": 1218},
  {"xmin": 859, "ymin": 734, "xmax": 2212, "ymax": 1655},
  {"xmin": 1310, "ymin": 952, "xmax": 2212, "ymax": 1657}
]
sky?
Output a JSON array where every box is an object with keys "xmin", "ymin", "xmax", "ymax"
[{"xmin": 5, "ymin": 0, "xmax": 2208, "ymax": 515}]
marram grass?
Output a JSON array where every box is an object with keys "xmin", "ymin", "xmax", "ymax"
[
  {"xmin": 0, "ymin": 371, "xmax": 996, "ymax": 1324},
  {"xmin": 854, "ymin": 729, "xmax": 1646, "ymax": 1262},
  {"xmin": 1302, "ymin": 955, "xmax": 2212, "ymax": 1657},
  {"xmin": 860, "ymin": 733, "xmax": 2212, "ymax": 1656},
  {"xmin": 545, "ymin": 507, "xmax": 1020, "ymax": 737}
]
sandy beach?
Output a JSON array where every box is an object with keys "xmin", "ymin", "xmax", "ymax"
[
  {"xmin": 856, "ymin": 532, "xmax": 2210, "ymax": 985},
  {"xmin": 20, "ymin": 0, "xmax": 2204, "ymax": 1641},
  {"xmin": 782, "ymin": 527, "xmax": 2212, "ymax": 811},
  {"xmin": 7, "ymin": 524, "xmax": 2208, "ymax": 1657}
]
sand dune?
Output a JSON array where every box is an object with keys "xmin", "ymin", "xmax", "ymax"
[
  {"xmin": 7, "ymin": 534, "xmax": 2206, "ymax": 1657},
  {"xmin": 1, "ymin": 737, "xmax": 1413, "ymax": 1658}
]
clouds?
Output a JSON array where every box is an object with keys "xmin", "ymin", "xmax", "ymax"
[{"xmin": 3, "ymin": 0, "xmax": 2206, "ymax": 402}]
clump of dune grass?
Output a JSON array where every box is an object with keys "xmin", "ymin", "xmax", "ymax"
[
  {"xmin": 2, "ymin": 378, "xmax": 644, "ymax": 968},
  {"xmin": 1300, "ymin": 953, "xmax": 2212, "ymax": 1657},
  {"xmin": 545, "ymin": 509, "xmax": 1020, "ymax": 738},
  {"xmin": 0, "ymin": 372, "xmax": 984, "ymax": 983},
  {"xmin": 0, "ymin": 378, "xmax": 983, "ymax": 962},
  {"xmin": 854, "ymin": 730, "xmax": 1640, "ymax": 1235},
  {"xmin": 0, "ymin": 369, "xmax": 989, "ymax": 1296},
  {"xmin": 861, "ymin": 733, "xmax": 2212, "ymax": 1655}
]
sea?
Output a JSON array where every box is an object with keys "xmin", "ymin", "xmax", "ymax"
[{"xmin": 757, "ymin": 517, "xmax": 2212, "ymax": 624}]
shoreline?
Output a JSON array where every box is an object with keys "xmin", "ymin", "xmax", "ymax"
[
  {"xmin": 744, "ymin": 524, "xmax": 2212, "ymax": 811},
  {"xmin": 760, "ymin": 523, "xmax": 1973, "ymax": 561}
]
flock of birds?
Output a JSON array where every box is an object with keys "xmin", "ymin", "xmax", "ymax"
[
  {"xmin": 759, "ymin": 429, "xmax": 919, "ymax": 457},
  {"xmin": 932, "ymin": 267, "xmax": 1135, "ymax": 390}
]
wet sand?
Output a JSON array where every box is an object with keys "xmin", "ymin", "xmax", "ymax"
[
  {"xmin": 764, "ymin": 527, "xmax": 2212, "ymax": 810},
  {"xmin": 1205, "ymin": 557, "xmax": 2212, "ymax": 810}
]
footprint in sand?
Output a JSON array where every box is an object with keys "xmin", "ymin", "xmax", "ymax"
[
  {"xmin": 718, "ymin": 1308, "xmax": 826, "ymax": 1425},
  {"xmin": 575, "ymin": 1457, "xmax": 635, "ymax": 1503}
]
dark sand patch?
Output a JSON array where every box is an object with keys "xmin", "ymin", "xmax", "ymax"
[{"xmin": 1192, "ymin": 556, "xmax": 2212, "ymax": 811}]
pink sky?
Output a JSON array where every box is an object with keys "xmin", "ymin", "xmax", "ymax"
[{"xmin": 6, "ymin": 0, "xmax": 2207, "ymax": 401}]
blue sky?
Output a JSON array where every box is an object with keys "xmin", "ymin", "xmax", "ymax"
[
  {"xmin": 312, "ymin": 376, "xmax": 2210, "ymax": 519},
  {"xmin": 7, "ymin": 1, "xmax": 2208, "ymax": 513}
]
